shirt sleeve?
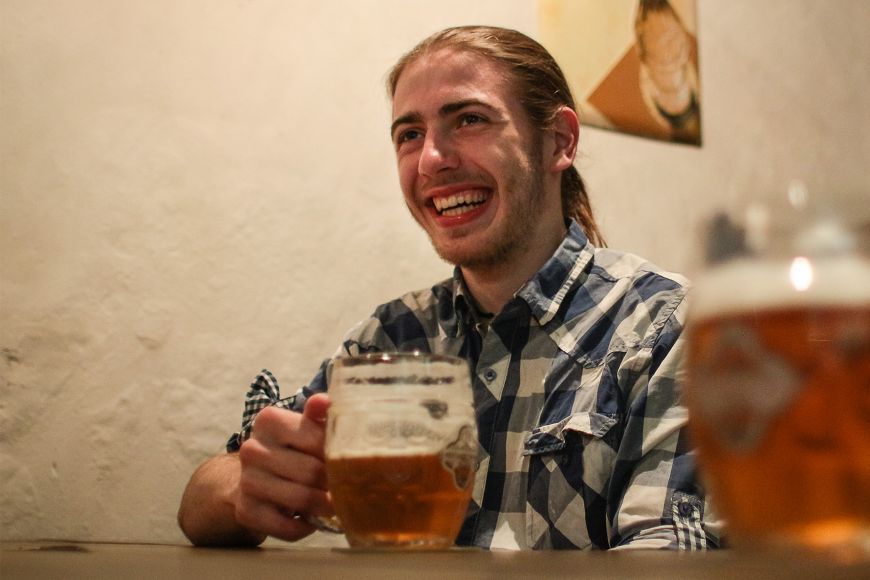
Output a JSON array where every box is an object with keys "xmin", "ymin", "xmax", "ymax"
[
  {"xmin": 607, "ymin": 294, "xmax": 722, "ymax": 550},
  {"xmin": 224, "ymin": 314, "xmax": 394, "ymax": 453},
  {"xmin": 225, "ymin": 363, "xmax": 329, "ymax": 452}
]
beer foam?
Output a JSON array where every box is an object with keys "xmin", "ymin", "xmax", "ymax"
[
  {"xmin": 326, "ymin": 410, "xmax": 474, "ymax": 460},
  {"xmin": 327, "ymin": 446, "xmax": 447, "ymax": 460},
  {"xmin": 690, "ymin": 254, "xmax": 870, "ymax": 321}
]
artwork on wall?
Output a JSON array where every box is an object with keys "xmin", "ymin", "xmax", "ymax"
[{"xmin": 539, "ymin": 0, "xmax": 702, "ymax": 146}]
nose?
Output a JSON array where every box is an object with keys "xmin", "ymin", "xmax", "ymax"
[{"xmin": 418, "ymin": 131, "xmax": 459, "ymax": 177}]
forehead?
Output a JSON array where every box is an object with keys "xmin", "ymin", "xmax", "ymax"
[{"xmin": 391, "ymin": 49, "xmax": 517, "ymax": 116}]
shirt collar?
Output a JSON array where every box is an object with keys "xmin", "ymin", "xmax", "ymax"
[
  {"xmin": 516, "ymin": 220, "xmax": 594, "ymax": 326},
  {"xmin": 449, "ymin": 220, "xmax": 594, "ymax": 330}
]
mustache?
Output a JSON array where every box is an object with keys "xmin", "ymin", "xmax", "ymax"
[{"xmin": 420, "ymin": 170, "xmax": 495, "ymax": 193}]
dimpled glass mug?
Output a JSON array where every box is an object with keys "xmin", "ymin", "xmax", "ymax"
[
  {"xmin": 325, "ymin": 352, "xmax": 478, "ymax": 549},
  {"xmin": 685, "ymin": 186, "xmax": 869, "ymax": 557}
]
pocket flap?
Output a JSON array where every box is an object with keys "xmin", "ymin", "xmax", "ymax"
[{"xmin": 523, "ymin": 412, "xmax": 619, "ymax": 456}]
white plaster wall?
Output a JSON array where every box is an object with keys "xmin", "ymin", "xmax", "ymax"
[{"xmin": 1, "ymin": 0, "xmax": 867, "ymax": 545}]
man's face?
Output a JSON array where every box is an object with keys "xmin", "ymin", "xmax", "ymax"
[{"xmin": 390, "ymin": 49, "xmax": 554, "ymax": 270}]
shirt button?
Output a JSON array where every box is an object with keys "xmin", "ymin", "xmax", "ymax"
[
  {"xmin": 678, "ymin": 501, "xmax": 694, "ymax": 518},
  {"xmin": 483, "ymin": 369, "xmax": 497, "ymax": 382}
]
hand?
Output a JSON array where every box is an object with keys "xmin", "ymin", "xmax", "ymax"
[{"xmin": 234, "ymin": 394, "xmax": 334, "ymax": 542}]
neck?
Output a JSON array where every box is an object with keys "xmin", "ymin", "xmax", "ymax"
[{"xmin": 461, "ymin": 220, "xmax": 567, "ymax": 314}]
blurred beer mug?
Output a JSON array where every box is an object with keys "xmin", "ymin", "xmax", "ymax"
[
  {"xmin": 325, "ymin": 352, "xmax": 478, "ymax": 549},
  {"xmin": 686, "ymin": 185, "xmax": 870, "ymax": 556}
]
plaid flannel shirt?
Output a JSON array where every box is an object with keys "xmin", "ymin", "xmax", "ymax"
[{"xmin": 227, "ymin": 221, "xmax": 720, "ymax": 550}]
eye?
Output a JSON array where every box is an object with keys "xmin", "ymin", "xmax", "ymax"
[
  {"xmin": 458, "ymin": 113, "xmax": 486, "ymax": 127},
  {"xmin": 396, "ymin": 128, "xmax": 423, "ymax": 145}
]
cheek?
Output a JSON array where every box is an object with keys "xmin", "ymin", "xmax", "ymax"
[{"xmin": 397, "ymin": 155, "xmax": 419, "ymax": 199}]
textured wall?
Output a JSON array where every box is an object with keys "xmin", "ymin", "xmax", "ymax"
[{"xmin": 1, "ymin": 0, "xmax": 868, "ymax": 545}]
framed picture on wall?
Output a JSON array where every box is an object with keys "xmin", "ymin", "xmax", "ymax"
[{"xmin": 539, "ymin": 0, "xmax": 702, "ymax": 146}]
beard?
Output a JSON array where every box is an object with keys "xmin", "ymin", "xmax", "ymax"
[
  {"xmin": 443, "ymin": 171, "xmax": 545, "ymax": 269},
  {"xmin": 427, "ymin": 140, "xmax": 547, "ymax": 270}
]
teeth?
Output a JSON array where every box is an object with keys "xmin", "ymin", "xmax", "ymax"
[
  {"xmin": 433, "ymin": 191, "xmax": 487, "ymax": 213},
  {"xmin": 443, "ymin": 206, "xmax": 475, "ymax": 216}
]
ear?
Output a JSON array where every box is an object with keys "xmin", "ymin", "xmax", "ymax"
[{"xmin": 548, "ymin": 106, "xmax": 580, "ymax": 173}]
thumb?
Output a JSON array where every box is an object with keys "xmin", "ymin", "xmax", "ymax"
[{"xmin": 302, "ymin": 393, "xmax": 331, "ymax": 424}]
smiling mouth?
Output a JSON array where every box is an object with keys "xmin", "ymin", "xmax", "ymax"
[{"xmin": 432, "ymin": 190, "xmax": 489, "ymax": 217}]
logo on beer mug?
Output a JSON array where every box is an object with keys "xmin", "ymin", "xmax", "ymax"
[
  {"xmin": 440, "ymin": 425, "xmax": 477, "ymax": 490},
  {"xmin": 692, "ymin": 322, "xmax": 801, "ymax": 452}
]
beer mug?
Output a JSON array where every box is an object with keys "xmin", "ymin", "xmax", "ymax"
[
  {"xmin": 686, "ymin": 185, "xmax": 869, "ymax": 555},
  {"xmin": 325, "ymin": 352, "xmax": 478, "ymax": 549}
]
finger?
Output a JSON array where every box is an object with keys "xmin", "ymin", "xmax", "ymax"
[
  {"xmin": 239, "ymin": 437, "xmax": 328, "ymax": 490},
  {"xmin": 251, "ymin": 406, "xmax": 326, "ymax": 458},
  {"xmin": 239, "ymin": 465, "xmax": 335, "ymax": 519},
  {"xmin": 302, "ymin": 393, "xmax": 331, "ymax": 424},
  {"xmin": 234, "ymin": 493, "xmax": 316, "ymax": 543}
]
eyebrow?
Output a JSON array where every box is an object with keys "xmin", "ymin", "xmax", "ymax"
[{"xmin": 390, "ymin": 98, "xmax": 498, "ymax": 140}]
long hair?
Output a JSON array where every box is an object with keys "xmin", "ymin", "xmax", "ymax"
[{"xmin": 387, "ymin": 26, "xmax": 605, "ymax": 247}]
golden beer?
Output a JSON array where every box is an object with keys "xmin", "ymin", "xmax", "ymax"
[
  {"xmin": 326, "ymin": 353, "xmax": 478, "ymax": 549},
  {"xmin": 326, "ymin": 452, "xmax": 473, "ymax": 548},
  {"xmin": 688, "ymin": 305, "xmax": 870, "ymax": 546},
  {"xmin": 687, "ymin": 246, "xmax": 870, "ymax": 551}
]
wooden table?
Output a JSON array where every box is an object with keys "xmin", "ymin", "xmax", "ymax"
[{"xmin": 3, "ymin": 541, "xmax": 868, "ymax": 579}]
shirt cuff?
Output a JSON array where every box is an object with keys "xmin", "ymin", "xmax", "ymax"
[{"xmin": 226, "ymin": 369, "xmax": 298, "ymax": 452}]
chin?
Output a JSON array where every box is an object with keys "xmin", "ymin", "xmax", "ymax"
[
  {"xmin": 433, "ymin": 247, "xmax": 471, "ymax": 266},
  {"xmin": 431, "ymin": 242, "xmax": 475, "ymax": 266},
  {"xmin": 428, "ymin": 225, "xmax": 515, "ymax": 268},
  {"xmin": 433, "ymin": 243, "xmax": 512, "ymax": 270}
]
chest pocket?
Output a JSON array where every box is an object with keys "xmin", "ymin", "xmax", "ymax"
[{"xmin": 523, "ymin": 411, "xmax": 619, "ymax": 550}]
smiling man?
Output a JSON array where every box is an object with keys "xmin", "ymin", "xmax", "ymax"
[
  {"xmin": 391, "ymin": 47, "xmax": 568, "ymax": 315},
  {"xmin": 178, "ymin": 26, "xmax": 719, "ymax": 551}
]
